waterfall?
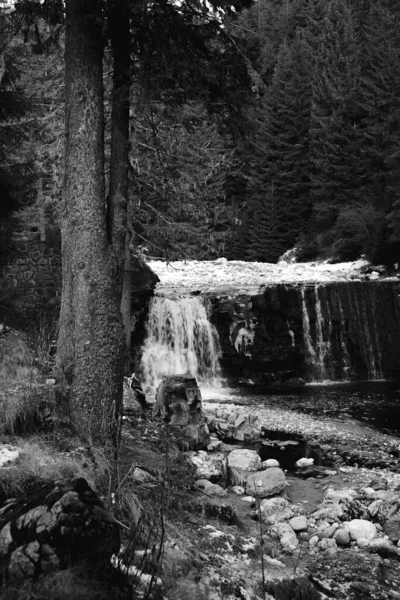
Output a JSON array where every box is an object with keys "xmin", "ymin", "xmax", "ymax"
[
  {"xmin": 300, "ymin": 283, "xmax": 393, "ymax": 383},
  {"xmin": 140, "ymin": 295, "xmax": 221, "ymax": 397}
]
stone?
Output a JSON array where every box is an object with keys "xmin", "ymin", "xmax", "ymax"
[
  {"xmin": 318, "ymin": 538, "xmax": 337, "ymax": 553},
  {"xmin": 231, "ymin": 486, "xmax": 245, "ymax": 496},
  {"xmin": 271, "ymin": 523, "xmax": 299, "ymax": 551},
  {"xmin": 367, "ymin": 499, "xmax": 384, "ymax": 518},
  {"xmin": 130, "ymin": 467, "xmax": 157, "ymax": 484},
  {"xmin": 0, "ymin": 446, "xmax": 20, "ymax": 467},
  {"xmin": 227, "ymin": 449, "xmax": 261, "ymax": 486},
  {"xmin": 154, "ymin": 374, "xmax": 210, "ymax": 450},
  {"xmin": 195, "ymin": 480, "xmax": 227, "ymax": 498},
  {"xmin": 317, "ymin": 524, "xmax": 338, "ymax": 539},
  {"xmin": 187, "ymin": 450, "xmax": 227, "ymax": 482},
  {"xmin": 357, "ymin": 537, "xmax": 370, "ymax": 548},
  {"xmin": 207, "ymin": 438, "xmax": 222, "ymax": 452},
  {"xmin": 369, "ymin": 537, "xmax": 395, "ymax": 552},
  {"xmin": 227, "ymin": 449, "xmax": 261, "ymax": 472},
  {"xmin": 383, "ymin": 517, "xmax": 400, "ymax": 543},
  {"xmin": 123, "ymin": 376, "xmax": 146, "ymax": 415},
  {"xmin": 0, "ymin": 477, "xmax": 122, "ymax": 589},
  {"xmin": 261, "ymin": 459, "xmax": 280, "ymax": 468},
  {"xmin": 346, "ymin": 519, "xmax": 377, "ymax": 542},
  {"xmin": 260, "ymin": 497, "xmax": 290, "ymax": 517},
  {"xmin": 289, "ymin": 516, "xmax": 308, "ymax": 533},
  {"xmin": 333, "ymin": 528, "xmax": 351, "ymax": 546},
  {"xmin": 246, "ymin": 467, "xmax": 286, "ymax": 498},
  {"xmin": 295, "ymin": 458, "xmax": 314, "ymax": 468}
]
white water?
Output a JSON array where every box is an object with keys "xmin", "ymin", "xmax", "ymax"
[{"xmin": 140, "ymin": 296, "xmax": 222, "ymax": 398}]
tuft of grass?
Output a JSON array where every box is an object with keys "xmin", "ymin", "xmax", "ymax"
[
  {"xmin": 0, "ymin": 439, "xmax": 110, "ymax": 502},
  {"xmin": 0, "ymin": 328, "xmax": 37, "ymax": 383}
]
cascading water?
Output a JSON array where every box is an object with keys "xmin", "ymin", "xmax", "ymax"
[
  {"xmin": 300, "ymin": 282, "xmax": 393, "ymax": 383},
  {"xmin": 140, "ymin": 295, "xmax": 221, "ymax": 397}
]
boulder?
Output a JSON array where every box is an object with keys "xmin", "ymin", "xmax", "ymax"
[
  {"xmin": 260, "ymin": 497, "xmax": 290, "ymax": 517},
  {"xmin": 345, "ymin": 519, "xmax": 377, "ymax": 542},
  {"xmin": 154, "ymin": 375, "xmax": 210, "ymax": 450},
  {"xmin": 295, "ymin": 458, "xmax": 314, "ymax": 468},
  {"xmin": 227, "ymin": 449, "xmax": 261, "ymax": 486},
  {"xmin": 187, "ymin": 450, "xmax": 227, "ymax": 482},
  {"xmin": 0, "ymin": 477, "xmax": 125, "ymax": 592},
  {"xmin": 195, "ymin": 480, "xmax": 227, "ymax": 498},
  {"xmin": 246, "ymin": 467, "xmax": 286, "ymax": 499}
]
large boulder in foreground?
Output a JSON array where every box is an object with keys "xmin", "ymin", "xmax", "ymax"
[
  {"xmin": 0, "ymin": 477, "xmax": 127, "ymax": 596},
  {"xmin": 155, "ymin": 374, "xmax": 210, "ymax": 450}
]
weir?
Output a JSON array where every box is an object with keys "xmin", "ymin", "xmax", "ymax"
[
  {"xmin": 140, "ymin": 296, "xmax": 221, "ymax": 397},
  {"xmin": 211, "ymin": 280, "xmax": 400, "ymax": 385}
]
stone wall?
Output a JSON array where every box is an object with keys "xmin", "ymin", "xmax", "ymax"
[{"xmin": 0, "ymin": 238, "xmax": 61, "ymax": 323}]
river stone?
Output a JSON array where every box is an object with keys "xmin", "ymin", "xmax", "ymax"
[
  {"xmin": 289, "ymin": 516, "xmax": 308, "ymax": 533},
  {"xmin": 246, "ymin": 467, "xmax": 286, "ymax": 498},
  {"xmin": 346, "ymin": 519, "xmax": 377, "ymax": 542},
  {"xmin": 318, "ymin": 523, "xmax": 338, "ymax": 539},
  {"xmin": 369, "ymin": 537, "xmax": 396, "ymax": 552},
  {"xmin": 357, "ymin": 538, "xmax": 370, "ymax": 548},
  {"xmin": 383, "ymin": 517, "xmax": 400, "ymax": 543},
  {"xmin": 261, "ymin": 459, "xmax": 280, "ymax": 468},
  {"xmin": 231, "ymin": 486, "xmax": 245, "ymax": 496},
  {"xmin": 367, "ymin": 499, "xmax": 384, "ymax": 518},
  {"xmin": 227, "ymin": 449, "xmax": 261, "ymax": 486},
  {"xmin": 324, "ymin": 487, "xmax": 357, "ymax": 505},
  {"xmin": 187, "ymin": 450, "xmax": 227, "ymax": 482},
  {"xmin": 295, "ymin": 458, "xmax": 314, "ymax": 468},
  {"xmin": 333, "ymin": 528, "xmax": 351, "ymax": 546},
  {"xmin": 271, "ymin": 523, "xmax": 298, "ymax": 551},
  {"xmin": 195, "ymin": 480, "xmax": 227, "ymax": 498},
  {"xmin": 379, "ymin": 497, "xmax": 400, "ymax": 521},
  {"xmin": 260, "ymin": 497, "xmax": 290, "ymax": 517}
]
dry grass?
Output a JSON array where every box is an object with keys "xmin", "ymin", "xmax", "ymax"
[
  {"xmin": 0, "ymin": 438, "xmax": 110, "ymax": 502},
  {"xmin": 0, "ymin": 328, "xmax": 37, "ymax": 383}
]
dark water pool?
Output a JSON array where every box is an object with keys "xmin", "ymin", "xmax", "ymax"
[{"xmin": 219, "ymin": 381, "xmax": 400, "ymax": 437}]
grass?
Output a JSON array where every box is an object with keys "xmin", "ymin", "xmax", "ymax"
[{"xmin": 0, "ymin": 438, "xmax": 110, "ymax": 502}]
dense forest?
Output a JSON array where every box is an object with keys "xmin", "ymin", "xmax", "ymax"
[{"xmin": 1, "ymin": 0, "xmax": 400, "ymax": 269}]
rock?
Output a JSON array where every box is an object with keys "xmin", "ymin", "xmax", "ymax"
[
  {"xmin": 289, "ymin": 516, "xmax": 308, "ymax": 533},
  {"xmin": 357, "ymin": 537, "xmax": 370, "ymax": 548},
  {"xmin": 246, "ymin": 467, "xmax": 286, "ymax": 498},
  {"xmin": 261, "ymin": 459, "xmax": 280, "ymax": 468},
  {"xmin": 227, "ymin": 449, "xmax": 261, "ymax": 486},
  {"xmin": 317, "ymin": 523, "xmax": 338, "ymax": 539},
  {"xmin": 130, "ymin": 467, "xmax": 157, "ymax": 484},
  {"xmin": 324, "ymin": 487, "xmax": 357, "ymax": 505},
  {"xmin": 383, "ymin": 517, "xmax": 400, "ymax": 543},
  {"xmin": 379, "ymin": 497, "xmax": 400, "ymax": 522},
  {"xmin": 309, "ymin": 535, "xmax": 319, "ymax": 547},
  {"xmin": 154, "ymin": 374, "xmax": 210, "ymax": 450},
  {"xmin": 369, "ymin": 537, "xmax": 395, "ymax": 553},
  {"xmin": 231, "ymin": 486, "xmax": 245, "ymax": 496},
  {"xmin": 0, "ymin": 477, "xmax": 124, "ymax": 590},
  {"xmin": 367, "ymin": 499, "xmax": 383, "ymax": 517},
  {"xmin": 295, "ymin": 458, "xmax": 314, "ymax": 468},
  {"xmin": 195, "ymin": 480, "xmax": 227, "ymax": 498},
  {"xmin": 271, "ymin": 523, "xmax": 299, "ymax": 551},
  {"xmin": 318, "ymin": 538, "xmax": 337, "ymax": 553},
  {"xmin": 123, "ymin": 376, "xmax": 147, "ymax": 414},
  {"xmin": 207, "ymin": 438, "xmax": 222, "ymax": 452},
  {"xmin": 312, "ymin": 505, "xmax": 344, "ymax": 522},
  {"xmin": 346, "ymin": 519, "xmax": 377, "ymax": 542},
  {"xmin": 0, "ymin": 446, "xmax": 20, "ymax": 467},
  {"xmin": 260, "ymin": 497, "xmax": 291, "ymax": 517},
  {"xmin": 187, "ymin": 450, "xmax": 227, "ymax": 482},
  {"xmin": 333, "ymin": 528, "xmax": 351, "ymax": 546}
]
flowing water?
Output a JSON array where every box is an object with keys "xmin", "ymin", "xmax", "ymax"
[{"xmin": 140, "ymin": 295, "xmax": 221, "ymax": 398}]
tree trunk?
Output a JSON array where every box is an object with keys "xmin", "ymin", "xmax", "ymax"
[
  {"xmin": 108, "ymin": 0, "xmax": 131, "ymax": 377},
  {"xmin": 58, "ymin": 0, "xmax": 125, "ymax": 445}
]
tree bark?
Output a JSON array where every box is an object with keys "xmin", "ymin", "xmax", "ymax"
[{"xmin": 58, "ymin": 0, "xmax": 125, "ymax": 445}]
